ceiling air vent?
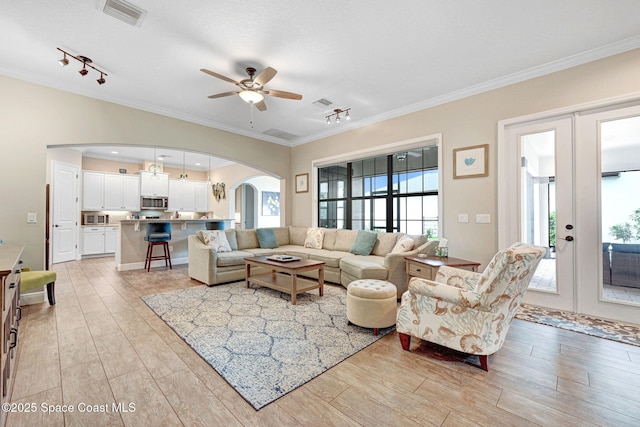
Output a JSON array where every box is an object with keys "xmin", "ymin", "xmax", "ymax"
[
  {"xmin": 101, "ymin": 0, "xmax": 147, "ymax": 27},
  {"xmin": 312, "ymin": 98, "xmax": 333, "ymax": 108},
  {"xmin": 263, "ymin": 129, "xmax": 298, "ymax": 141}
]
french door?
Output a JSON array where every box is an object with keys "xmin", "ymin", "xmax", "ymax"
[
  {"xmin": 500, "ymin": 102, "xmax": 640, "ymax": 324},
  {"xmin": 503, "ymin": 117, "xmax": 575, "ymax": 311}
]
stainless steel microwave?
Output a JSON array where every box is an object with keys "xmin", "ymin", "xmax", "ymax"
[
  {"xmin": 84, "ymin": 214, "xmax": 108, "ymax": 224},
  {"xmin": 141, "ymin": 196, "xmax": 168, "ymax": 210}
]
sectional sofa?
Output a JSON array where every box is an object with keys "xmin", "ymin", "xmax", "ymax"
[{"xmin": 188, "ymin": 226, "xmax": 438, "ymax": 297}]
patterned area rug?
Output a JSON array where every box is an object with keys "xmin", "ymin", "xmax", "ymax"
[
  {"xmin": 516, "ymin": 304, "xmax": 640, "ymax": 347},
  {"xmin": 141, "ymin": 282, "xmax": 393, "ymax": 410}
]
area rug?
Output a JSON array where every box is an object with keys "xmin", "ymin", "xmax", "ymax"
[
  {"xmin": 141, "ymin": 282, "xmax": 394, "ymax": 410},
  {"xmin": 515, "ymin": 304, "xmax": 640, "ymax": 347}
]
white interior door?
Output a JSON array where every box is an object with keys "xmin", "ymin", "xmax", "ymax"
[
  {"xmin": 503, "ymin": 117, "xmax": 576, "ymax": 311},
  {"xmin": 52, "ymin": 162, "xmax": 78, "ymax": 264},
  {"xmin": 576, "ymin": 104, "xmax": 640, "ymax": 324}
]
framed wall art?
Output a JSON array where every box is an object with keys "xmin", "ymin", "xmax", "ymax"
[
  {"xmin": 453, "ymin": 144, "xmax": 489, "ymax": 179},
  {"xmin": 262, "ymin": 191, "xmax": 280, "ymax": 216},
  {"xmin": 295, "ymin": 173, "xmax": 309, "ymax": 193}
]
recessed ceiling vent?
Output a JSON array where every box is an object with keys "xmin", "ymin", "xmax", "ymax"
[
  {"xmin": 312, "ymin": 98, "xmax": 333, "ymax": 108},
  {"xmin": 263, "ymin": 129, "xmax": 298, "ymax": 141},
  {"xmin": 101, "ymin": 0, "xmax": 147, "ymax": 27}
]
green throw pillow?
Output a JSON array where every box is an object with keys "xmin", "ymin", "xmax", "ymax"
[
  {"xmin": 256, "ymin": 228, "xmax": 279, "ymax": 249},
  {"xmin": 349, "ymin": 230, "xmax": 378, "ymax": 255}
]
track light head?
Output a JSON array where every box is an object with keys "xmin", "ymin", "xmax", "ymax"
[
  {"xmin": 58, "ymin": 53, "xmax": 69, "ymax": 67},
  {"xmin": 97, "ymin": 73, "xmax": 106, "ymax": 85},
  {"xmin": 79, "ymin": 65, "xmax": 88, "ymax": 76}
]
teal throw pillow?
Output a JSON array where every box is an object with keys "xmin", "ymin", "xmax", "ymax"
[
  {"xmin": 349, "ymin": 230, "xmax": 378, "ymax": 255},
  {"xmin": 256, "ymin": 228, "xmax": 279, "ymax": 249}
]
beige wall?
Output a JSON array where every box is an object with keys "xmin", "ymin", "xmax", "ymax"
[
  {"xmin": 291, "ymin": 48, "xmax": 640, "ymax": 267},
  {"xmin": 0, "ymin": 76, "xmax": 290, "ymax": 269}
]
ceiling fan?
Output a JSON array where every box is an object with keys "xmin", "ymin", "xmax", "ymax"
[{"xmin": 200, "ymin": 66, "xmax": 302, "ymax": 111}]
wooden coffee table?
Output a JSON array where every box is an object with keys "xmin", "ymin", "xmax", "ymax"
[{"xmin": 244, "ymin": 256, "xmax": 325, "ymax": 305}]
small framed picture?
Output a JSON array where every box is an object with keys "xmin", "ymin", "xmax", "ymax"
[
  {"xmin": 453, "ymin": 144, "xmax": 489, "ymax": 179},
  {"xmin": 295, "ymin": 173, "xmax": 309, "ymax": 193}
]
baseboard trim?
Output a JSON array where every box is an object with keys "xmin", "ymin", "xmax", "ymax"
[{"xmin": 20, "ymin": 290, "xmax": 45, "ymax": 306}]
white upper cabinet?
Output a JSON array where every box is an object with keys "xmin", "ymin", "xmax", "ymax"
[
  {"xmin": 104, "ymin": 174, "xmax": 140, "ymax": 210},
  {"xmin": 83, "ymin": 171, "xmax": 140, "ymax": 211},
  {"xmin": 194, "ymin": 181, "xmax": 209, "ymax": 212},
  {"xmin": 168, "ymin": 179, "xmax": 208, "ymax": 212},
  {"xmin": 82, "ymin": 171, "xmax": 105, "ymax": 210},
  {"xmin": 140, "ymin": 171, "xmax": 169, "ymax": 197}
]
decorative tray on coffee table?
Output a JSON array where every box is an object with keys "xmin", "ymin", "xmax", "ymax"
[{"xmin": 266, "ymin": 255, "xmax": 301, "ymax": 262}]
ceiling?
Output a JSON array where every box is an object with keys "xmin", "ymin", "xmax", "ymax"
[{"xmin": 2, "ymin": 1, "xmax": 640, "ymax": 147}]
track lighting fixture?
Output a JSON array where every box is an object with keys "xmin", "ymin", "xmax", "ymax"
[
  {"xmin": 325, "ymin": 108, "xmax": 351, "ymax": 125},
  {"xmin": 57, "ymin": 47, "xmax": 108, "ymax": 85},
  {"xmin": 58, "ymin": 53, "xmax": 69, "ymax": 67}
]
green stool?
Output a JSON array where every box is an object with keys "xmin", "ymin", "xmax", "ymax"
[{"xmin": 20, "ymin": 270, "xmax": 56, "ymax": 305}]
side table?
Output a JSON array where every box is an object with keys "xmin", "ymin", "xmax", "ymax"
[{"xmin": 405, "ymin": 255, "xmax": 481, "ymax": 287}]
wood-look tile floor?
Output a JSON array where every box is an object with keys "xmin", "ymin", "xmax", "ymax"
[{"xmin": 9, "ymin": 257, "xmax": 640, "ymax": 426}]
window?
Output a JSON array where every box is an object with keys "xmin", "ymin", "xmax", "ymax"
[{"xmin": 318, "ymin": 145, "xmax": 439, "ymax": 236}]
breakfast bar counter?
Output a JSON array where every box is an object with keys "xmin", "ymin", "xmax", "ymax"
[{"xmin": 116, "ymin": 219, "xmax": 233, "ymax": 271}]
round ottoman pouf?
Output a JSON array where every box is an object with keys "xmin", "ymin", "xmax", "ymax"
[{"xmin": 346, "ymin": 279, "xmax": 397, "ymax": 335}]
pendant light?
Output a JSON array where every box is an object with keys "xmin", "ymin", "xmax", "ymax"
[{"xmin": 180, "ymin": 151, "xmax": 188, "ymax": 181}]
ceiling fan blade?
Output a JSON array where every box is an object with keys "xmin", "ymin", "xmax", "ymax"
[
  {"xmin": 264, "ymin": 89, "xmax": 303, "ymax": 100},
  {"xmin": 254, "ymin": 67, "xmax": 277, "ymax": 86},
  {"xmin": 207, "ymin": 91, "xmax": 239, "ymax": 99},
  {"xmin": 255, "ymin": 100, "xmax": 267, "ymax": 111},
  {"xmin": 200, "ymin": 68, "xmax": 240, "ymax": 85}
]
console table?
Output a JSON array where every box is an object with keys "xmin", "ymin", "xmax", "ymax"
[{"xmin": 405, "ymin": 255, "xmax": 481, "ymax": 286}]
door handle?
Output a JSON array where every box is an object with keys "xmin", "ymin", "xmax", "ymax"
[
  {"xmin": 558, "ymin": 236, "xmax": 574, "ymax": 242},
  {"xmin": 54, "ymin": 224, "xmax": 59, "ymax": 227}
]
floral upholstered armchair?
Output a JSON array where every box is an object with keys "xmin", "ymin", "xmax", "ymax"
[{"xmin": 396, "ymin": 243, "xmax": 546, "ymax": 370}]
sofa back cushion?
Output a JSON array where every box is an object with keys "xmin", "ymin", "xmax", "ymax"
[
  {"xmin": 225, "ymin": 229, "xmax": 238, "ymax": 250},
  {"xmin": 256, "ymin": 228, "xmax": 279, "ymax": 249},
  {"xmin": 236, "ymin": 229, "xmax": 259, "ymax": 249},
  {"xmin": 372, "ymin": 232, "xmax": 399, "ymax": 256},
  {"xmin": 322, "ymin": 228, "xmax": 337, "ymax": 250},
  {"xmin": 271, "ymin": 227, "xmax": 290, "ymax": 246},
  {"xmin": 334, "ymin": 229, "xmax": 358, "ymax": 252},
  {"xmin": 289, "ymin": 226, "xmax": 308, "ymax": 246}
]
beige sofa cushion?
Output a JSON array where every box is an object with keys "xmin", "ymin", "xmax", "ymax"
[
  {"xmin": 340, "ymin": 255, "xmax": 388, "ymax": 280},
  {"xmin": 372, "ymin": 233, "xmax": 399, "ymax": 256},
  {"xmin": 303, "ymin": 249, "xmax": 353, "ymax": 268},
  {"xmin": 322, "ymin": 229, "xmax": 337, "ymax": 250},
  {"xmin": 334, "ymin": 229, "xmax": 358, "ymax": 252},
  {"xmin": 236, "ymin": 229, "xmax": 259, "ymax": 249},
  {"xmin": 216, "ymin": 250, "xmax": 254, "ymax": 267},
  {"xmin": 289, "ymin": 226, "xmax": 308, "ymax": 246},
  {"xmin": 271, "ymin": 227, "xmax": 290, "ymax": 246}
]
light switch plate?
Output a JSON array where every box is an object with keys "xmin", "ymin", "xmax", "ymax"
[
  {"xmin": 458, "ymin": 214, "xmax": 469, "ymax": 223},
  {"xmin": 27, "ymin": 212, "xmax": 37, "ymax": 223},
  {"xmin": 476, "ymin": 213, "xmax": 491, "ymax": 223}
]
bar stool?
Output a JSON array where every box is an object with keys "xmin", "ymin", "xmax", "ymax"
[{"xmin": 144, "ymin": 222, "xmax": 172, "ymax": 272}]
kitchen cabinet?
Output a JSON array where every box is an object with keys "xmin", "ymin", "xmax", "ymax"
[
  {"xmin": 194, "ymin": 181, "xmax": 209, "ymax": 212},
  {"xmin": 83, "ymin": 171, "xmax": 140, "ymax": 211},
  {"xmin": 83, "ymin": 226, "xmax": 118, "ymax": 255},
  {"xmin": 105, "ymin": 226, "xmax": 118, "ymax": 253},
  {"xmin": 140, "ymin": 171, "xmax": 169, "ymax": 197},
  {"xmin": 82, "ymin": 171, "xmax": 105, "ymax": 210},
  {"xmin": 0, "ymin": 244, "xmax": 23, "ymax": 427},
  {"xmin": 168, "ymin": 179, "xmax": 197, "ymax": 212},
  {"xmin": 104, "ymin": 174, "xmax": 140, "ymax": 210},
  {"xmin": 83, "ymin": 227, "xmax": 106, "ymax": 255}
]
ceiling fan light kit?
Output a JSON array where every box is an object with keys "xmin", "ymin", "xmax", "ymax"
[
  {"xmin": 57, "ymin": 48, "xmax": 108, "ymax": 85},
  {"xmin": 325, "ymin": 108, "xmax": 351, "ymax": 125},
  {"xmin": 201, "ymin": 65, "xmax": 302, "ymax": 112}
]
